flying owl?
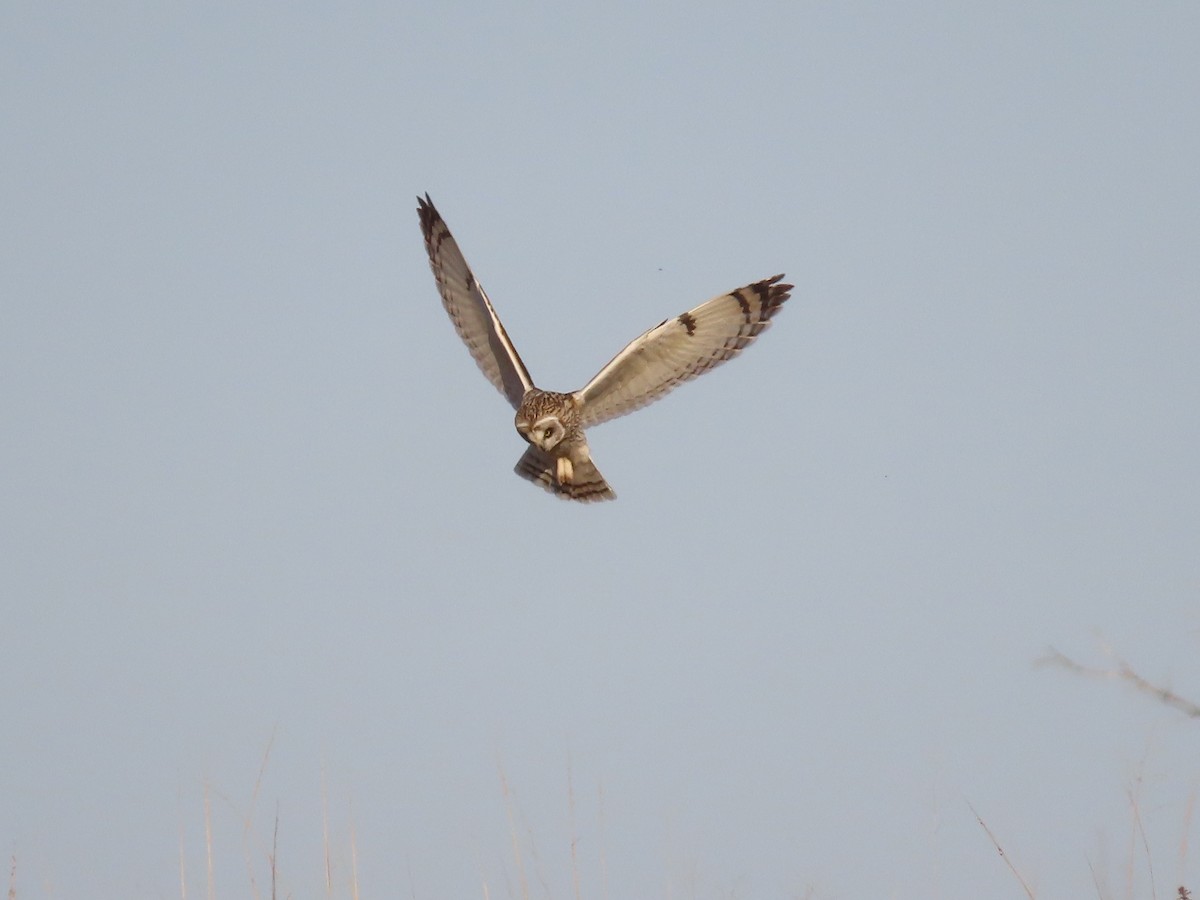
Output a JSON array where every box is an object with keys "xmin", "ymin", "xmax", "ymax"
[{"xmin": 417, "ymin": 194, "xmax": 792, "ymax": 502}]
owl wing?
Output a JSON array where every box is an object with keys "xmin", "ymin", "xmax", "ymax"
[
  {"xmin": 417, "ymin": 194, "xmax": 535, "ymax": 409},
  {"xmin": 575, "ymin": 275, "xmax": 792, "ymax": 427}
]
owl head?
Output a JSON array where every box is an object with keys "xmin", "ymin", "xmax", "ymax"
[{"xmin": 515, "ymin": 413, "xmax": 566, "ymax": 452}]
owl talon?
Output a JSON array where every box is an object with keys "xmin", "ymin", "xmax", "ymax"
[{"xmin": 556, "ymin": 456, "xmax": 574, "ymax": 485}]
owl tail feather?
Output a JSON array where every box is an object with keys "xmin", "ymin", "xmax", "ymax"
[{"xmin": 514, "ymin": 447, "xmax": 616, "ymax": 502}]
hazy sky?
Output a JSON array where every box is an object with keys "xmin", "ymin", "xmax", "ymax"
[{"xmin": 2, "ymin": 3, "xmax": 1198, "ymax": 898}]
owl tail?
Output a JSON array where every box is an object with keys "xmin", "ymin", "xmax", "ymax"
[{"xmin": 514, "ymin": 446, "xmax": 616, "ymax": 502}]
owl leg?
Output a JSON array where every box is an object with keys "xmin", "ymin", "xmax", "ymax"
[{"xmin": 556, "ymin": 455, "xmax": 575, "ymax": 485}]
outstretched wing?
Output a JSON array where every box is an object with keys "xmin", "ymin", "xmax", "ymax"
[
  {"xmin": 575, "ymin": 275, "xmax": 792, "ymax": 427},
  {"xmin": 417, "ymin": 194, "xmax": 534, "ymax": 409}
]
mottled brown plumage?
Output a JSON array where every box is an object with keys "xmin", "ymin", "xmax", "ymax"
[{"xmin": 417, "ymin": 194, "xmax": 793, "ymax": 502}]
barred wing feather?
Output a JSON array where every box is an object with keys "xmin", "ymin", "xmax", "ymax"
[
  {"xmin": 417, "ymin": 194, "xmax": 534, "ymax": 409},
  {"xmin": 575, "ymin": 275, "xmax": 791, "ymax": 428}
]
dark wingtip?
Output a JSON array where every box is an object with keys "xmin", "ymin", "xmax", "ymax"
[
  {"xmin": 416, "ymin": 193, "xmax": 440, "ymax": 237},
  {"xmin": 754, "ymin": 273, "xmax": 793, "ymax": 315}
]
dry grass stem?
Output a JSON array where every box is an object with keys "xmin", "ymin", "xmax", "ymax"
[
  {"xmin": 240, "ymin": 730, "xmax": 279, "ymax": 900},
  {"xmin": 498, "ymin": 761, "xmax": 530, "ymax": 900},
  {"xmin": 1086, "ymin": 856, "xmax": 1107, "ymax": 900},
  {"xmin": 1127, "ymin": 784, "xmax": 1158, "ymax": 900},
  {"xmin": 1181, "ymin": 784, "xmax": 1198, "ymax": 885},
  {"xmin": 270, "ymin": 809, "xmax": 279, "ymax": 900},
  {"xmin": 1038, "ymin": 647, "xmax": 1200, "ymax": 719},
  {"xmin": 521, "ymin": 814, "xmax": 551, "ymax": 900},
  {"xmin": 351, "ymin": 810, "xmax": 361, "ymax": 900},
  {"xmin": 322, "ymin": 763, "xmax": 332, "ymax": 898},
  {"xmin": 597, "ymin": 779, "xmax": 609, "ymax": 900},
  {"xmin": 204, "ymin": 780, "xmax": 216, "ymax": 900},
  {"xmin": 969, "ymin": 803, "xmax": 1036, "ymax": 900},
  {"xmin": 567, "ymin": 753, "xmax": 582, "ymax": 900},
  {"xmin": 179, "ymin": 807, "xmax": 188, "ymax": 900}
]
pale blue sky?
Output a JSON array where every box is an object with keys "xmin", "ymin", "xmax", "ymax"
[{"xmin": 2, "ymin": 3, "xmax": 1198, "ymax": 898}]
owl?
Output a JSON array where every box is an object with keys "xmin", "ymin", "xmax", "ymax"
[{"xmin": 417, "ymin": 194, "xmax": 792, "ymax": 502}]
